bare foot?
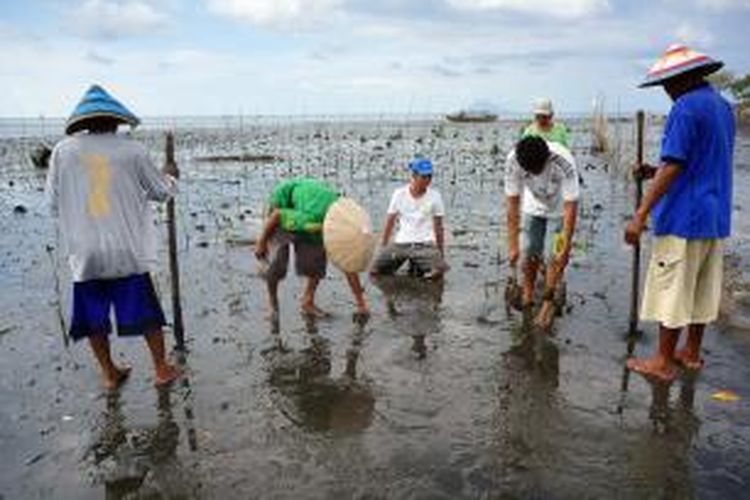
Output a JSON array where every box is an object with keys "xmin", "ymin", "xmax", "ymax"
[
  {"xmin": 352, "ymin": 308, "xmax": 370, "ymax": 325},
  {"xmin": 673, "ymin": 349, "xmax": 704, "ymax": 371},
  {"xmin": 301, "ymin": 303, "xmax": 330, "ymax": 319},
  {"xmin": 103, "ymin": 365, "xmax": 132, "ymax": 391},
  {"xmin": 626, "ymin": 356, "xmax": 676, "ymax": 383},
  {"xmin": 154, "ymin": 363, "xmax": 182, "ymax": 387},
  {"xmin": 534, "ymin": 301, "xmax": 555, "ymax": 331}
]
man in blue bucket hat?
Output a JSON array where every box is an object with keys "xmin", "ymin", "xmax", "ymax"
[
  {"xmin": 46, "ymin": 84, "xmax": 181, "ymax": 390},
  {"xmin": 370, "ymin": 157, "xmax": 449, "ymax": 278}
]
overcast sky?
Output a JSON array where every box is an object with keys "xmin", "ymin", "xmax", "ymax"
[{"xmin": 1, "ymin": 0, "xmax": 749, "ymax": 117}]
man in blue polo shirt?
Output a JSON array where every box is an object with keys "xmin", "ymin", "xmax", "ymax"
[{"xmin": 624, "ymin": 44, "xmax": 735, "ymax": 383}]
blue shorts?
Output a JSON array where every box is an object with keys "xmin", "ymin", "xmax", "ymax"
[
  {"xmin": 522, "ymin": 215, "xmax": 563, "ymax": 260},
  {"xmin": 69, "ymin": 273, "xmax": 166, "ymax": 341}
]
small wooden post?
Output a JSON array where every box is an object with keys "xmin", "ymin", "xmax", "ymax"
[
  {"xmin": 165, "ymin": 132, "xmax": 185, "ymax": 351},
  {"xmin": 628, "ymin": 110, "xmax": 645, "ymax": 337}
]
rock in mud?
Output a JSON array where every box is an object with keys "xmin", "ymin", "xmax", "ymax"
[
  {"xmin": 29, "ymin": 143, "xmax": 52, "ymax": 169},
  {"xmin": 13, "ymin": 205, "xmax": 27, "ymax": 214}
]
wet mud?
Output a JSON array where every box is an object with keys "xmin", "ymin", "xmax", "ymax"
[{"xmin": 1, "ymin": 118, "xmax": 749, "ymax": 498}]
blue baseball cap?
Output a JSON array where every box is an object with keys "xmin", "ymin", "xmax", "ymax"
[{"xmin": 409, "ymin": 158, "xmax": 433, "ymax": 176}]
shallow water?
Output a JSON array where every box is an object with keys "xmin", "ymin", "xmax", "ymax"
[{"xmin": 1, "ymin": 118, "xmax": 749, "ymax": 498}]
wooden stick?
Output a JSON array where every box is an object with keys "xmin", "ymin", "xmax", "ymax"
[
  {"xmin": 46, "ymin": 241, "xmax": 70, "ymax": 348},
  {"xmin": 165, "ymin": 132, "xmax": 185, "ymax": 351},
  {"xmin": 628, "ymin": 110, "xmax": 645, "ymax": 336}
]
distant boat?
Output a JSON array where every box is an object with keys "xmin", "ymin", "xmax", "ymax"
[{"xmin": 445, "ymin": 111, "xmax": 498, "ymax": 123}]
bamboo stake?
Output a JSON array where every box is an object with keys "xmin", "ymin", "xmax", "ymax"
[
  {"xmin": 165, "ymin": 132, "xmax": 185, "ymax": 351},
  {"xmin": 46, "ymin": 239, "xmax": 70, "ymax": 348},
  {"xmin": 628, "ymin": 110, "xmax": 645, "ymax": 337}
]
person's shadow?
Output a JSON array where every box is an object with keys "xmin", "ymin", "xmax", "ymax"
[
  {"xmin": 263, "ymin": 314, "xmax": 375, "ymax": 432},
  {"xmin": 371, "ymin": 275, "xmax": 445, "ymax": 360}
]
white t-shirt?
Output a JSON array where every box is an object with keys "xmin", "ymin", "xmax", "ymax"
[
  {"xmin": 46, "ymin": 133, "xmax": 177, "ymax": 282},
  {"xmin": 387, "ymin": 185, "xmax": 445, "ymax": 244},
  {"xmin": 504, "ymin": 141, "xmax": 580, "ymax": 217}
]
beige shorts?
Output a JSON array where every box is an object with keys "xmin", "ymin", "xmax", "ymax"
[{"xmin": 640, "ymin": 236, "xmax": 723, "ymax": 329}]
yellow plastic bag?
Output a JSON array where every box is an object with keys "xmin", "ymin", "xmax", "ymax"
[{"xmin": 711, "ymin": 390, "xmax": 740, "ymax": 402}]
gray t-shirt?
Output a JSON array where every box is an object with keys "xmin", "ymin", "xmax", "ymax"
[{"xmin": 46, "ymin": 133, "xmax": 176, "ymax": 282}]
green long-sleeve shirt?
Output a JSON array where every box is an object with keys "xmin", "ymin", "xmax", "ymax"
[{"xmin": 269, "ymin": 177, "xmax": 339, "ymax": 244}]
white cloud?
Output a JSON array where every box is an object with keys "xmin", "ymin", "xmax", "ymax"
[
  {"xmin": 206, "ymin": 0, "xmax": 343, "ymax": 27},
  {"xmin": 444, "ymin": 0, "xmax": 609, "ymax": 19},
  {"xmin": 696, "ymin": 0, "xmax": 750, "ymax": 10},
  {"xmin": 674, "ymin": 22, "xmax": 714, "ymax": 46},
  {"xmin": 71, "ymin": 0, "xmax": 167, "ymax": 40}
]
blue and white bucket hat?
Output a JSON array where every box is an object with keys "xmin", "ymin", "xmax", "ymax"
[{"xmin": 65, "ymin": 84, "xmax": 140, "ymax": 135}]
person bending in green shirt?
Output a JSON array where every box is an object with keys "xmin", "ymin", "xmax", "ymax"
[
  {"xmin": 255, "ymin": 177, "xmax": 369, "ymax": 318},
  {"xmin": 522, "ymin": 98, "xmax": 570, "ymax": 148}
]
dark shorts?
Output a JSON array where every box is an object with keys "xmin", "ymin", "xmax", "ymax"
[
  {"xmin": 261, "ymin": 230, "xmax": 327, "ymax": 283},
  {"xmin": 370, "ymin": 243, "xmax": 448, "ymax": 277},
  {"xmin": 69, "ymin": 273, "xmax": 166, "ymax": 341}
]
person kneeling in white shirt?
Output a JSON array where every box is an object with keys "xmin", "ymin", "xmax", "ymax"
[{"xmin": 370, "ymin": 158, "xmax": 449, "ymax": 279}]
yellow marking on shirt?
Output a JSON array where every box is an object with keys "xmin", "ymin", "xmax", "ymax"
[{"xmin": 83, "ymin": 154, "xmax": 112, "ymax": 217}]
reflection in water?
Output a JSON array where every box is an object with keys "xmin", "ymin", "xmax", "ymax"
[
  {"xmin": 626, "ymin": 377, "xmax": 700, "ymax": 499},
  {"xmin": 264, "ymin": 315, "xmax": 375, "ymax": 432},
  {"xmin": 371, "ymin": 276, "xmax": 444, "ymax": 360},
  {"xmin": 507, "ymin": 320, "xmax": 560, "ymax": 386},
  {"xmin": 495, "ymin": 327, "xmax": 561, "ymax": 496},
  {"xmin": 618, "ymin": 328, "xmax": 700, "ymax": 499},
  {"xmin": 85, "ymin": 384, "xmax": 198, "ymax": 499}
]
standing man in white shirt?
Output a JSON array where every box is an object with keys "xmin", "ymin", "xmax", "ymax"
[
  {"xmin": 370, "ymin": 158, "xmax": 449, "ymax": 279},
  {"xmin": 505, "ymin": 135, "xmax": 580, "ymax": 329}
]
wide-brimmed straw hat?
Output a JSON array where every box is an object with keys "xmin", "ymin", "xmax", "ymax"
[
  {"xmin": 323, "ymin": 197, "xmax": 376, "ymax": 273},
  {"xmin": 65, "ymin": 84, "xmax": 140, "ymax": 135},
  {"xmin": 639, "ymin": 43, "xmax": 723, "ymax": 88}
]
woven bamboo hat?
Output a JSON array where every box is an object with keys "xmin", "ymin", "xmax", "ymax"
[
  {"xmin": 323, "ymin": 197, "xmax": 376, "ymax": 273},
  {"xmin": 640, "ymin": 43, "xmax": 723, "ymax": 88},
  {"xmin": 65, "ymin": 84, "xmax": 140, "ymax": 135}
]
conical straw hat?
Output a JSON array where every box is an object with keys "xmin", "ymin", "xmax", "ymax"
[
  {"xmin": 323, "ymin": 197, "xmax": 376, "ymax": 273},
  {"xmin": 639, "ymin": 43, "xmax": 723, "ymax": 88},
  {"xmin": 66, "ymin": 84, "xmax": 140, "ymax": 135}
]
